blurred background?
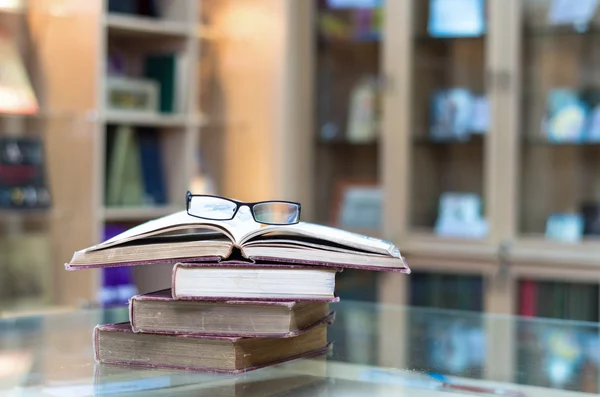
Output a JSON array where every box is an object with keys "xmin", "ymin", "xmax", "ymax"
[{"xmin": 2, "ymin": 0, "xmax": 600, "ymax": 391}]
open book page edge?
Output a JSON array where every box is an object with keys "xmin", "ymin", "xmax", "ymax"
[
  {"xmin": 240, "ymin": 222, "xmax": 398, "ymax": 257},
  {"xmin": 248, "ymin": 254, "xmax": 411, "ymax": 273},
  {"xmin": 86, "ymin": 209, "xmax": 270, "ymax": 252},
  {"xmin": 243, "ymin": 239, "xmax": 389, "ymax": 257},
  {"xmin": 65, "ymin": 256, "xmax": 223, "ymax": 270},
  {"xmin": 84, "ymin": 211, "xmax": 234, "ymax": 252}
]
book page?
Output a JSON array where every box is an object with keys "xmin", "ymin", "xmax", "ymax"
[
  {"xmin": 241, "ymin": 222, "xmax": 399, "ymax": 257},
  {"xmin": 244, "ymin": 238, "xmax": 388, "ymax": 257},
  {"xmin": 86, "ymin": 209, "xmax": 264, "ymax": 252},
  {"xmin": 85, "ymin": 208, "xmax": 400, "ymax": 259}
]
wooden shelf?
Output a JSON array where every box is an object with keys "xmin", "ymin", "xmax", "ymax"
[
  {"xmin": 414, "ymin": 34, "xmax": 486, "ymax": 44},
  {"xmin": 102, "ymin": 206, "xmax": 180, "ymax": 222},
  {"xmin": 103, "ymin": 112, "xmax": 188, "ymax": 128},
  {"xmin": 412, "ymin": 134, "xmax": 486, "ymax": 145},
  {"xmin": 525, "ymin": 26, "xmax": 600, "ymax": 38},
  {"xmin": 317, "ymin": 138, "xmax": 378, "ymax": 146},
  {"xmin": 105, "ymin": 14, "xmax": 190, "ymax": 38},
  {"xmin": 401, "ymin": 231, "xmax": 497, "ymax": 263},
  {"xmin": 525, "ymin": 137, "xmax": 600, "ymax": 147}
]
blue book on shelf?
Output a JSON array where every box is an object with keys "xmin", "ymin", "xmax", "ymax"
[{"xmin": 137, "ymin": 127, "xmax": 167, "ymax": 206}]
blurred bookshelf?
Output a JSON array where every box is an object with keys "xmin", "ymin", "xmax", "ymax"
[
  {"xmin": 96, "ymin": 0, "xmax": 205, "ymax": 301},
  {"xmin": 282, "ymin": 0, "xmax": 600, "ymax": 390},
  {"xmin": 0, "ymin": 0, "xmax": 219, "ymax": 309},
  {"xmin": 304, "ymin": 0, "xmax": 600, "ymax": 311}
]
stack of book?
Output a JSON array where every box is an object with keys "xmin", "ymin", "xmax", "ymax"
[{"xmin": 65, "ymin": 209, "xmax": 409, "ymax": 373}]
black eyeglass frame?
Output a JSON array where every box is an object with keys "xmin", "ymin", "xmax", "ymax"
[{"xmin": 185, "ymin": 192, "xmax": 302, "ymax": 225}]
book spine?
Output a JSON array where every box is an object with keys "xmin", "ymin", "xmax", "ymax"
[
  {"xmin": 129, "ymin": 297, "xmax": 137, "ymax": 332},
  {"xmin": 93, "ymin": 325, "xmax": 101, "ymax": 363},
  {"xmin": 518, "ymin": 279, "xmax": 536, "ymax": 317},
  {"xmin": 170, "ymin": 263, "xmax": 179, "ymax": 299}
]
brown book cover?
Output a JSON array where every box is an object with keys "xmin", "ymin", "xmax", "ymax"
[
  {"xmin": 130, "ymin": 288, "xmax": 334, "ymax": 337},
  {"xmin": 94, "ymin": 321, "xmax": 332, "ymax": 373}
]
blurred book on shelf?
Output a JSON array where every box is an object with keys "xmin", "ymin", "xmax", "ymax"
[
  {"xmin": 0, "ymin": 137, "xmax": 51, "ymax": 210},
  {"xmin": 144, "ymin": 52, "xmax": 187, "ymax": 114},
  {"xmin": 427, "ymin": 0, "xmax": 486, "ymax": 38},
  {"xmin": 318, "ymin": 3, "xmax": 382, "ymax": 42},
  {"xmin": 410, "ymin": 273, "xmax": 483, "ymax": 312},
  {"xmin": 430, "ymin": 89, "xmax": 488, "ymax": 141},
  {"xmin": 333, "ymin": 181, "xmax": 381, "ymax": 231},
  {"xmin": 0, "ymin": 233, "xmax": 52, "ymax": 305},
  {"xmin": 99, "ymin": 224, "xmax": 138, "ymax": 308},
  {"xmin": 346, "ymin": 76, "xmax": 380, "ymax": 143},
  {"xmin": 434, "ymin": 192, "xmax": 488, "ymax": 239},
  {"xmin": 107, "ymin": 0, "xmax": 160, "ymax": 17},
  {"xmin": 518, "ymin": 280, "xmax": 598, "ymax": 321},
  {"xmin": 543, "ymin": 88, "xmax": 587, "ymax": 143},
  {"xmin": 545, "ymin": 213, "xmax": 583, "ymax": 242},
  {"xmin": 105, "ymin": 125, "xmax": 167, "ymax": 208},
  {"xmin": 0, "ymin": 30, "xmax": 38, "ymax": 115},
  {"xmin": 547, "ymin": 0, "xmax": 598, "ymax": 26}
]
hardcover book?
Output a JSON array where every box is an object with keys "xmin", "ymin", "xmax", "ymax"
[
  {"xmin": 65, "ymin": 210, "xmax": 410, "ymax": 273},
  {"xmin": 171, "ymin": 263, "xmax": 340, "ymax": 301},
  {"xmin": 130, "ymin": 288, "xmax": 333, "ymax": 336},
  {"xmin": 94, "ymin": 321, "xmax": 331, "ymax": 373}
]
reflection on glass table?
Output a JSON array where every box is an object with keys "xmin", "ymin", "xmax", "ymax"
[{"xmin": 1, "ymin": 301, "xmax": 600, "ymax": 396}]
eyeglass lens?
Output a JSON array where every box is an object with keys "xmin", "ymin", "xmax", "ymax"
[
  {"xmin": 188, "ymin": 196, "xmax": 300, "ymax": 224},
  {"xmin": 188, "ymin": 196, "xmax": 237, "ymax": 220},
  {"xmin": 253, "ymin": 202, "xmax": 300, "ymax": 225}
]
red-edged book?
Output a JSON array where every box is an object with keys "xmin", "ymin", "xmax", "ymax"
[
  {"xmin": 94, "ymin": 320, "xmax": 331, "ymax": 373},
  {"xmin": 64, "ymin": 211, "xmax": 410, "ymax": 274},
  {"xmin": 129, "ymin": 288, "xmax": 335, "ymax": 337}
]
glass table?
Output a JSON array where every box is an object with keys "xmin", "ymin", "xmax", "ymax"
[{"xmin": 1, "ymin": 301, "xmax": 598, "ymax": 396}]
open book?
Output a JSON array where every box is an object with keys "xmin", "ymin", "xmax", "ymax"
[{"xmin": 65, "ymin": 209, "xmax": 410, "ymax": 273}]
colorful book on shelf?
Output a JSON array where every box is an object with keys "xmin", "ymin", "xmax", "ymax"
[
  {"xmin": 105, "ymin": 126, "xmax": 167, "ymax": 207},
  {"xmin": 120, "ymin": 131, "xmax": 144, "ymax": 206},
  {"xmin": 99, "ymin": 224, "xmax": 137, "ymax": 307},
  {"xmin": 130, "ymin": 288, "xmax": 333, "ymax": 336},
  {"xmin": 64, "ymin": 210, "xmax": 410, "ymax": 273},
  {"xmin": 138, "ymin": 127, "xmax": 167, "ymax": 205},
  {"xmin": 0, "ymin": 232, "xmax": 52, "ymax": 302},
  {"xmin": 94, "ymin": 321, "xmax": 331, "ymax": 373},
  {"xmin": 105, "ymin": 125, "xmax": 136, "ymax": 206},
  {"xmin": 0, "ymin": 137, "xmax": 52, "ymax": 209},
  {"xmin": 518, "ymin": 279, "xmax": 537, "ymax": 317},
  {"xmin": 144, "ymin": 53, "xmax": 186, "ymax": 114}
]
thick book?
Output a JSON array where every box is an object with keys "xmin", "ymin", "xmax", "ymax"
[
  {"xmin": 130, "ymin": 288, "xmax": 333, "ymax": 336},
  {"xmin": 94, "ymin": 321, "xmax": 330, "ymax": 373},
  {"xmin": 171, "ymin": 262, "xmax": 339, "ymax": 301},
  {"xmin": 65, "ymin": 210, "xmax": 410, "ymax": 273}
]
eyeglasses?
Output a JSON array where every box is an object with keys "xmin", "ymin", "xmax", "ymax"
[{"xmin": 186, "ymin": 192, "xmax": 301, "ymax": 225}]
